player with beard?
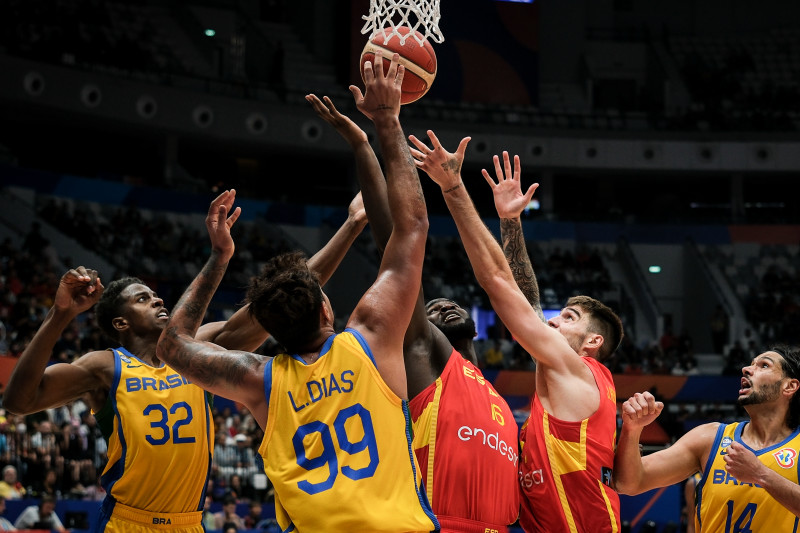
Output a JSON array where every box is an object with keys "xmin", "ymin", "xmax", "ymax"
[
  {"xmin": 412, "ymin": 134, "xmax": 624, "ymax": 533},
  {"xmin": 306, "ymin": 93, "xmax": 520, "ymax": 533},
  {"xmin": 616, "ymin": 345, "xmax": 800, "ymax": 532}
]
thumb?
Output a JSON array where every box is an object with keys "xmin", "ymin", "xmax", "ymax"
[
  {"xmin": 349, "ymin": 85, "xmax": 364, "ymax": 105},
  {"xmin": 523, "ymin": 183, "xmax": 539, "ymax": 202},
  {"xmin": 456, "ymin": 137, "xmax": 472, "ymax": 157}
]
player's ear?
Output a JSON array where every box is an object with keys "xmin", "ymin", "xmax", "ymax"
[
  {"xmin": 585, "ymin": 333, "xmax": 604, "ymax": 352},
  {"xmin": 783, "ymin": 376, "xmax": 799, "ymax": 397},
  {"xmin": 112, "ymin": 317, "xmax": 128, "ymax": 333}
]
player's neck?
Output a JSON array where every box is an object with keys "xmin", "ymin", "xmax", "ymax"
[
  {"xmin": 451, "ymin": 337, "xmax": 477, "ymax": 364},
  {"xmin": 122, "ymin": 336, "xmax": 159, "ymax": 366},
  {"xmin": 742, "ymin": 407, "xmax": 793, "ymax": 448}
]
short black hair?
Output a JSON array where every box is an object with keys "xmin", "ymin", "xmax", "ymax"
[
  {"xmin": 771, "ymin": 344, "xmax": 800, "ymax": 429},
  {"xmin": 95, "ymin": 277, "xmax": 144, "ymax": 343}
]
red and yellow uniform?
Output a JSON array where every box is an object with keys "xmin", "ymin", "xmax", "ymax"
[
  {"xmin": 410, "ymin": 350, "xmax": 519, "ymax": 533},
  {"xmin": 95, "ymin": 347, "xmax": 213, "ymax": 533},
  {"xmin": 518, "ymin": 357, "xmax": 619, "ymax": 533},
  {"xmin": 260, "ymin": 329, "xmax": 439, "ymax": 533},
  {"xmin": 694, "ymin": 422, "xmax": 800, "ymax": 532}
]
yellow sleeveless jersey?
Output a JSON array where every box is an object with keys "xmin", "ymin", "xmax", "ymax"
[
  {"xmin": 97, "ymin": 348, "xmax": 213, "ymax": 515},
  {"xmin": 695, "ymin": 422, "xmax": 800, "ymax": 532},
  {"xmin": 259, "ymin": 329, "xmax": 439, "ymax": 533}
]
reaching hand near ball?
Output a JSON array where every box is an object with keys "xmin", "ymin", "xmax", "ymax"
[
  {"xmin": 409, "ymin": 130, "xmax": 471, "ymax": 193},
  {"xmin": 306, "ymin": 94, "xmax": 368, "ymax": 147},
  {"xmin": 350, "ymin": 50, "xmax": 404, "ymax": 122}
]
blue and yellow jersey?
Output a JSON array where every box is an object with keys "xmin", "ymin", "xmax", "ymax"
[
  {"xmin": 259, "ymin": 329, "xmax": 439, "ymax": 533},
  {"xmin": 695, "ymin": 422, "xmax": 800, "ymax": 532},
  {"xmin": 95, "ymin": 347, "xmax": 213, "ymax": 516}
]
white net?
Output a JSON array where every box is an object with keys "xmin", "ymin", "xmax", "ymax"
[{"xmin": 360, "ymin": 0, "xmax": 444, "ymax": 45}]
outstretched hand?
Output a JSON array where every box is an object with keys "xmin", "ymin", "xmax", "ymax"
[
  {"xmin": 206, "ymin": 189, "xmax": 241, "ymax": 262},
  {"xmin": 620, "ymin": 391, "xmax": 664, "ymax": 430},
  {"xmin": 54, "ymin": 267, "xmax": 104, "ymax": 316},
  {"xmin": 349, "ymin": 50, "xmax": 403, "ymax": 122},
  {"xmin": 306, "ymin": 94, "xmax": 368, "ymax": 147},
  {"xmin": 409, "ymin": 130, "xmax": 471, "ymax": 192},
  {"xmin": 483, "ymin": 151, "xmax": 539, "ymax": 219}
]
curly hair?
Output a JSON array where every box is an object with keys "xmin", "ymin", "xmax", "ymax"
[
  {"xmin": 246, "ymin": 251, "xmax": 323, "ymax": 354},
  {"xmin": 770, "ymin": 344, "xmax": 800, "ymax": 430},
  {"xmin": 95, "ymin": 277, "xmax": 144, "ymax": 343},
  {"xmin": 565, "ymin": 295, "xmax": 624, "ymax": 362}
]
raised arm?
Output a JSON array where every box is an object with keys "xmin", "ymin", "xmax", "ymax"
[
  {"xmin": 484, "ymin": 151, "xmax": 545, "ymax": 321},
  {"xmin": 306, "ymin": 94, "xmax": 391, "ymax": 249},
  {"xmin": 410, "ymin": 130, "xmax": 580, "ymax": 375},
  {"xmin": 198, "ymin": 191, "xmax": 367, "ymax": 352},
  {"xmin": 157, "ymin": 191, "xmax": 268, "ymax": 426},
  {"xmin": 345, "ymin": 52, "xmax": 429, "ymax": 398},
  {"xmin": 614, "ymin": 391, "xmax": 713, "ymax": 495},
  {"xmin": 307, "ymin": 93, "xmax": 442, "ymax": 395},
  {"xmin": 3, "ymin": 267, "xmax": 109, "ymax": 415}
]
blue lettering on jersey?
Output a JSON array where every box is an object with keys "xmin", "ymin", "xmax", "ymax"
[
  {"xmin": 711, "ymin": 469, "xmax": 761, "ymax": 488},
  {"xmin": 289, "ymin": 370, "xmax": 356, "ymax": 412},
  {"xmin": 125, "ymin": 374, "xmax": 188, "ymax": 393}
]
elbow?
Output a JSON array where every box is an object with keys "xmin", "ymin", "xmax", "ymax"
[
  {"xmin": 3, "ymin": 397, "xmax": 32, "ymax": 417},
  {"xmin": 613, "ymin": 480, "xmax": 637, "ymax": 496},
  {"xmin": 613, "ymin": 473, "xmax": 646, "ymax": 496}
]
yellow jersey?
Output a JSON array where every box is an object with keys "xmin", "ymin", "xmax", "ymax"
[
  {"xmin": 259, "ymin": 329, "xmax": 438, "ymax": 533},
  {"xmin": 96, "ymin": 348, "xmax": 213, "ymax": 516},
  {"xmin": 695, "ymin": 421, "xmax": 800, "ymax": 532}
]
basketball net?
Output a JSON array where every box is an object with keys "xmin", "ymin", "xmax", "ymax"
[{"xmin": 361, "ymin": 0, "xmax": 444, "ymax": 45}]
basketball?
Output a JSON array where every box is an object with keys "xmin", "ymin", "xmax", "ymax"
[{"xmin": 360, "ymin": 26, "xmax": 437, "ymax": 105}]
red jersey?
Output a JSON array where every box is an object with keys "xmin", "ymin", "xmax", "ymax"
[
  {"xmin": 410, "ymin": 350, "xmax": 519, "ymax": 532},
  {"xmin": 518, "ymin": 357, "xmax": 620, "ymax": 533}
]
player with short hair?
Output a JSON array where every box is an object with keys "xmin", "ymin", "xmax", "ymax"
[
  {"xmin": 156, "ymin": 52, "xmax": 439, "ymax": 533},
  {"xmin": 306, "ymin": 92, "xmax": 520, "ymax": 533},
  {"xmin": 616, "ymin": 345, "xmax": 800, "ymax": 532},
  {"xmin": 3, "ymin": 190, "xmax": 367, "ymax": 533},
  {"xmin": 412, "ymin": 135, "xmax": 625, "ymax": 533}
]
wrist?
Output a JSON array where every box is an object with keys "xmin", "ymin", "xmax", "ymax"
[{"xmin": 442, "ymin": 180, "xmax": 463, "ymax": 194}]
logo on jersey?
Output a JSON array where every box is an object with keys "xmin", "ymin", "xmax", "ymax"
[
  {"xmin": 719, "ymin": 436, "xmax": 733, "ymax": 455},
  {"xmin": 117, "ymin": 352, "xmax": 142, "ymax": 368},
  {"xmin": 773, "ymin": 448, "xmax": 797, "ymax": 468}
]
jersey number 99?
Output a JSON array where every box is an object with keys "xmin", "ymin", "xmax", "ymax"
[{"xmin": 292, "ymin": 403, "xmax": 379, "ymax": 494}]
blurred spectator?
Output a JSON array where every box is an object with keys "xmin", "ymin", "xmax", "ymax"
[
  {"xmin": 709, "ymin": 305, "xmax": 728, "ymax": 354},
  {"xmin": 244, "ymin": 501, "xmax": 264, "ymax": 529},
  {"xmin": 482, "ymin": 339, "xmax": 505, "ymax": 370},
  {"xmin": 13, "ymin": 494, "xmax": 66, "ymax": 533},
  {"xmin": 214, "ymin": 496, "xmax": 244, "ymax": 530},
  {"xmin": 0, "ymin": 495, "xmax": 14, "ymax": 531},
  {"xmin": 202, "ymin": 495, "xmax": 217, "ymax": 530},
  {"xmin": 0, "ymin": 466, "xmax": 24, "ymax": 499}
]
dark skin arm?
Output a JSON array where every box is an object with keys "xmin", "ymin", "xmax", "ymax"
[
  {"xmin": 199, "ymin": 192, "xmax": 366, "ymax": 351},
  {"xmin": 483, "ymin": 151, "xmax": 546, "ymax": 322},
  {"xmin": 306, "ymin": 93, "xmax": 446, "ymax": 399},
  {"xmin": 157, "ymin": 190, "xmax": 270, "ymax": 428},
  {"xmin": 3, "ymin": 267, "xmax": 112, "ymax": 415},
  {"xmin": 344, "ymin": 52, "xmax": 430, "ymax": 400}
]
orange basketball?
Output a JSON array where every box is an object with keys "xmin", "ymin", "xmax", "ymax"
[{"xmin": 360, "ymin": 26, "xmax": 437, "ymax": 105}]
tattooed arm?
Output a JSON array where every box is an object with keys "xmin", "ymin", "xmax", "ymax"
[
  {"xmin": 156, "ymin": 190, "xmax": 269, "ymax": 427},
  {"xmin": 483, "ymin": 151, "xmax": 545, "ymax": 322}
]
